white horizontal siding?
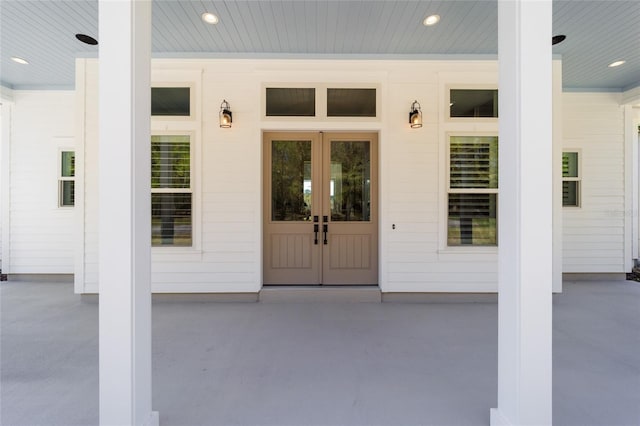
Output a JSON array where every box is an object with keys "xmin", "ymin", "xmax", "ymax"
[
  {"xmin": 562, "ymin": 92, "xmax": 625, "ymax": 273},
  {"xmin": 7, "ymin": 91, "xmax": 75, "ymax": 274},
  {"xmin": 77, "ymin": 58, "xmax": 565, "ymax": 293}
]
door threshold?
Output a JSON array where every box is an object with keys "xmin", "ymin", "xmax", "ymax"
[{"xmin": 259, "ymin": 285, "xmax": 381, "ymax": 303}]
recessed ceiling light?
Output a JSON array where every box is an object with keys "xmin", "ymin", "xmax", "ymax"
[
  {"xmin": 75, "ymin": 34, "xmax": 98, "ymax": 45},
  {"xmin": 201, "ymin": 12, "xmax": 219, "ymax": 24},
  {"xmin": 552, "ymin": 35, "xmax": 566, "ymax": 45},
  {"xmin": 423, "ymin": 14, "xmax": 440, "ymax": 26},
  {"xmin": 608, "ymin": 60, "xmax": 626, "ymax": 68},
  {"xmin": 10, "ymin": 56, "xmax": 29, "ymax": 65}
]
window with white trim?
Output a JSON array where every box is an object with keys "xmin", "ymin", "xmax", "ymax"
[
  {"xmin": 562, "ymin": 151, "xmax": 580, "ymax": 207},
  {"xmin": 448, "ymin": 136, "xmax": 498, "ymax": 246},
  {"xmin": 151, "ymin": 135, "xmax": 192, "ymax": 247},
  {"xmin": 449, "ymin": 89, "xmax": 498, "ymax": 118},
  {"xmin": 59, "ymin": 151, "xmax": 75, "ymax": 207}
]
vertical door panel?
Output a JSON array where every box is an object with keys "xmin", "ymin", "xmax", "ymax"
[
  {"xmin": 263, "ymin": 133, "xmax": 321, "ymax": 284},
  {"xmin": 322, "ymin": 133, "xmax": 378, "ymax": 285}
]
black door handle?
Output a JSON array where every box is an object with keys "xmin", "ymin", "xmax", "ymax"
[
  {"xmin": 323, "ymin": 224, "xmax": 328, "ymax": 245},
  {"xmin": 313, "ymin": 224, "xmax": 319, "ymax": 245}
]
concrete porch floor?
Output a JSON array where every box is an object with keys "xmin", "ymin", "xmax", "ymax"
[{"xmin": 1, "ymin": 280, "xmax": 639, "ymax": 426}]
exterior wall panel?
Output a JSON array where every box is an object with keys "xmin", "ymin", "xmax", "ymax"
[
  {"xmin": 562, "ymin": 92, "xmax": 626, "ymax": 273},
  {"xmin": 5, "ymin": 91, "xmax": 75, "ymax": 274},
  {"xmin": 75, "ymin": 58, "xmax": 567, "ymax": 293}
]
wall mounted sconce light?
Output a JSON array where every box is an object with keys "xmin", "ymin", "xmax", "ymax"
[
  {"xmin": 409, "ymin": 100, "xmax": 422, "ymax": 128},
  {"xmin": 219, "ymin": 100, "xmax": 232, "ymax": 128}
]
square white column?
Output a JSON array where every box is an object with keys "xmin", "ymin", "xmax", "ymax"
[
  {"xmin": 491, "ymin": 0, "xmax": 553, "ymax": 425},
  {"xmin": 98, "ymin": 0, "xmax": 158, "ymax": 424}
]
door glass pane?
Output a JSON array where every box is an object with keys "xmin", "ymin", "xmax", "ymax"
[
  {"xmin": 330, "ymin": 141, "xmax": 370, "ymax": 221},
  {"xmin": 271, "ymin": 140, "xmax": 312, "ymax": 221}
]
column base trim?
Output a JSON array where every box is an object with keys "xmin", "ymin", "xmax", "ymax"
[
  {"xmin": 490, "ymin": 408, "xmax": 513, "ymax": 426},
  {"xmin": 143, "ymin": 411, "xmax": 159, "ymax": 426}
]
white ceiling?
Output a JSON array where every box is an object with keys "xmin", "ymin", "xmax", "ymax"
[{"xmin": 1, "ymin": 0, "xmax": 639, "ymax": 91}]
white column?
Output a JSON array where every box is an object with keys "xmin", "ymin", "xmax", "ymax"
[
  {"xmin": 1, "ymin": 97, "xmax": 12, "ymax": 274},
  {"xmin": 98, "ymin": 1, "xmax": 157, "ymax": 425},
  {"xmin": 491, "ymin": 1, "xmax": 553, "ymax": 425},
  {"xmin": 552, "ymin": 60, "xmax": 563, "ymax": 293},
  {"xmin": 624, "ymin": 105, "xmax": 638, "ymax": 266}
]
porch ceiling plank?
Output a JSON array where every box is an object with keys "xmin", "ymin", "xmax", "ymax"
[{"xmin": 0, "ymin": 1, "xmax": 638, "ymax": 90}]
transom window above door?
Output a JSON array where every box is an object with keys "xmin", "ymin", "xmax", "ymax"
[
  {"xmin": 151, "ymin": 87, "xmax": 191, "ymax": 116},
  {"xmin": 449, "ymin": 88, "xmax": 498, "ymax": 119},
  {"xmin": 266, "ymin": 88, "xmax": 316, "ymax": 117},
  {"xmin": 264, "ymin": 85, "xmax": 378, "ymax": 118}
]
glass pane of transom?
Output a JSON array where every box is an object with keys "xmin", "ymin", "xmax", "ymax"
[
  {"xmin": 152, "ymin": 193, "xmax": 192, "ymax": 246},
  {"xmin": 61, "ymin": 151, "xmax": 75, "ymax": 177},
  {"xmin": 450, "ymin": 89, "xmax": 498, "ymax": 118},
  {"xmin": 327, "ymin": 88, "xmax": 376, "ymax": 117},
  {"xmin": 330, "ymin": 141, "xmax": 371, "ymax": 221},
  {"xmin": 562, "ymin": 152, "xmax": 579, "ymax": 177},
  {"xmin": 448, "ymin": 193, "xmax": 497, "ymax": 245},
  {"xmin": 266, "ymin": 88, "xmax": 315, "ymax": 116},
  {"xmin": 151, "ymin": 136, "xmax": 190, "ymax": 189},
  {"xmin": 151, "ymin": 87, "xmax": 190, "ymax": 116},
  {"xmin": 271, "ymin": 140, "xmax": 312, "ymax": 221},
  {"xmin": 450, "ymin": 136, "xmax": 498, "ymax": 189}
]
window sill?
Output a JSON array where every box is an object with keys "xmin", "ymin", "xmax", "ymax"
[
  {"xmin": 152, "ymin": 247, "xmax": 203, "ymax": 262},
  {"xmin": 437, "ymin": 247, "xmax": 498, "ymax": 255}
]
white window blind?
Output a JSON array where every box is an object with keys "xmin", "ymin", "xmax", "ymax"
[
  {"xmin": 562, "ymin": 151, "xmax": 580, "ymax": 207},
  {"xmin": 59, "ymin": 151, "xmax": 75, "ymax": 207},
  {"xmin": 151, "ymin": 135, "xmax": 192, "ymax": 247},
  {"xmin": 448, "ymin": 136, "xmax": 498, "ymax": 246}
]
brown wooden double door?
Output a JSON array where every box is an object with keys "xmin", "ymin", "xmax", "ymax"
[{"xmin": 263, "ymin": 132, "xmax": 378, "ymax": 285}]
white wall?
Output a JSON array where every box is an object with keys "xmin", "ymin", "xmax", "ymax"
[
  {"xmin": 3, "ymin": 90, "xmax": 76, "ymax": 274},
  {"xmin": 77, "ymin": 58, "xmax": 570, "ymax": 293},
  {"xmin": 1, "ymin": 61, "xmax": 631, "ymax": 288},
  {"xmin": 562, "ymin": 92, "xmax": 626, "ymax": 273}
]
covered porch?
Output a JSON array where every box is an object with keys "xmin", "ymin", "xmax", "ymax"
[{"xmin": 2, "ymin": 278, "xmax": 638, "ymax": 425}]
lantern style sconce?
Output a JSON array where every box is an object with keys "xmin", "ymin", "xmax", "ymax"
[
  {"xmin": 219, "ymin": 100, "xmax": 232, "ymax": 128},
  {"xmin": 409, "ymin": 100, "xmax": 422, "ymax": 128}
]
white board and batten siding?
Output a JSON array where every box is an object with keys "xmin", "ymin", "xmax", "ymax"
[
  {"xmin": 562, "ymin": 93, "xmax": 627, "ymax": 273},
  {"xmin": 2, "ymin": 91, "xmax": 76, "ymax": 274},
  {"xmin": 76, "ymin": 58, "xmax": 566, "ymax": 293}
]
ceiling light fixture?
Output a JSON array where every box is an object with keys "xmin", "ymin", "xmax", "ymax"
[
  {"xmin": 10, "ymin": 56, "xmax": 29, "ymax": 65},
  {"xmin": 552, "ymin": 35, "xmax": 566, "ymax": 45},
  {"xmin": 608, "ymin": 60, "xmax": 626, "ymax": 68},
  {"xmin": 423, "ymin": 15, "xmax": 440, "ymax": 26},
  {"xmin": 202, "ymin": 12, "xmax": 219, "ymax": 24},
  {"xmin": 75, "ymin": 34, "xmax": 98, "ymax": 45}
]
